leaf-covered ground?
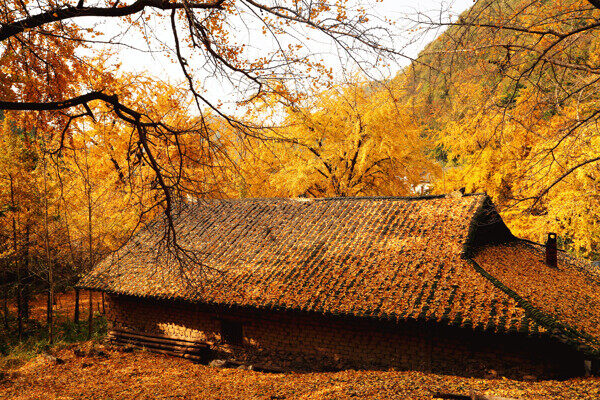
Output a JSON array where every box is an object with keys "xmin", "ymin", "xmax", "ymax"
[{"xmin": 0, "ymin": 345, "xmax": 598, "ymax": 400}]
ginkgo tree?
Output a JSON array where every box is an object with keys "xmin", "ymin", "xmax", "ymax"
[
  {"xmin": 0, "ymin": 73, "xmax": 227, "ymax": 337},
  {"xmin": 0, "ymin": 114, "xmax": 40, "ymax": 339},
  {"xmin": 0, "ymin": 0, "xmax": 402, "ymax": 257},
  {"xmin": 230, "ymin": 80, "xmax": 439, "ymax": 198},
  {"xmin": 403, "ymin": 0, "xmax": 600, "ymax": 256}
]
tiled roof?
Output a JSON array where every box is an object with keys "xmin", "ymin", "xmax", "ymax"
[
  {"xmin": 78, "ymin": 193, "xmax": 600, "ymax": 356},
  {"xmin": 472, "ymin": 241, "xmax": 600, "ymax": 356}
]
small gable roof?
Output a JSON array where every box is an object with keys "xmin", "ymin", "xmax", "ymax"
[{"xmin": 78, "ymin": 193, "xmax": 600, "ymax": 357}]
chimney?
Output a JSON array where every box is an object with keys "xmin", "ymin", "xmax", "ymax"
[{"xmin": 545, "ymin": 232, "xmax": 558, "ymax": 268}]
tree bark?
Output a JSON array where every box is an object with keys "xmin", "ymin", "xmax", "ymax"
[
  {"xmin": 85, "ymin": 149, "xmax": 94, "ymax": 340},
  {"xmin": 42, "ymin": 157, "xmax": 53, "ymax": 344},
  {"xmin": 46, "ymin": 291, "xmax": 51, "ymax": 324},
  {"xmin": 22, "ymin": 225, "xmax": 30, "ymax": 320},
  {"xmin": 74, "ymin": 288, "xmax": 80, "ymax": 323},
  {"xmin": 0, "ymin": 0, "xmax": 225, "ymax": 42},
  {"xmin": 87, "ymin": 290, "xmax": 93, "ymax": 339},
  {"xmin": 2, "ymin": 271, "xmax": 8, "ymax": 330},
  {"xmin": 9, "ymin": 175, "xmax": 22, "ymax": 341}
]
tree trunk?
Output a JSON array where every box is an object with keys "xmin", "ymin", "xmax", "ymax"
[
  {"xmin": 9, "ymin": 175, "xmax": 22, "ymax": 341},
  {"xmin": 16, "ymin": 273, "xmax": 21, "ymax": 341},
  {"xmin": 16, "ymin": 275, "xmax": 22, "ymax": 341},
  {"xmin": 22, "ymin": 225, "xmax": 30, "ymax": 320},
  {"xmin": 101, "ymin": 292, "xmax": 105, "ymax": 314},
  {"xmin": 85, "ymin": 149, "xmax": 94, "ymax": 340},
  {"xmin": 2, "ymin": 271, "xmax": 8, "ymax": 330},
  {"xmin": 87, "ymin": 290, "xmax": 93, "ymax": 339},
  {"xmin": 46, "ymin": 291, "xmax": 51, "ymax": 324},
  {"xmin": 47, "ymin": 255, "xmax": 54, "ymax": 345},
  {"xmin": 42, "ymin": 156, "xmax": 53, "ymax": 345},
  {"xmin": 74, "ymin": 288, "xmax": 80, "ymax": 323},
  {"xmin": 60, "ymin": 190, "xmax": 78, "ymax": 325},
  {"xmin": 47, "ymin": 240, "xmax": 54, "ymax": 345}
]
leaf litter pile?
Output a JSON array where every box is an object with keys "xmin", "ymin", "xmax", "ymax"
[{"xmin": 1, "ymin": 344, "xmax": 599, "ymax": 400}]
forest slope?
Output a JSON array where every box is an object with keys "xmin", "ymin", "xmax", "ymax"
[{"xmin": 395, "ymin": 0, "xmax": 600, "ymax": 257}]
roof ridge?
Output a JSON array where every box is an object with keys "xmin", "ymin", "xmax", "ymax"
[
  {"xmin": 460, "ymin": 195, "xmax": 513, "ymax": 258},
  {"xmin": 192, "ymin": 192, "xmax": 487, "ymax": 203}
]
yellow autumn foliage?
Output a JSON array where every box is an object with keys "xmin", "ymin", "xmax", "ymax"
[
  {"xmin": 229, "ymin": 81, "xmax": 439, "ymax": 198},
  {"xmin": 394, "ymin": 0, "xmax": 600, "ymax": 258}
]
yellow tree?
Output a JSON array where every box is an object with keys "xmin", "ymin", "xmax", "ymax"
[
  {"xmin": 0, "ymin": 115, "xmax": 39, "ymax": 337},
  {"xmin": 0, "ymin": 0, "xmax": 403, "ymax": 255},
  {"xmin": 51, "ymin": 76, "xmax": 231, "ymax": 322},
  {"xmin": 398, "ymin": 0, "xmax": 600, "ymax": 257},
  {"xmin": 232, "ymin": 81, "xmax": 439, "ymax": 198},
  {"xmin": 0, "ymin": 114, "xmax": 72, "ymax": 339}
]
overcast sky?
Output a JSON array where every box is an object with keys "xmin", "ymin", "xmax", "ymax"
[
  {"xmin": 98, "ymin": 1, "xmax": 470, "ymax": 78},
  {"xmin": 86, "ymin": 0, "xmax": 473, "ymax": 111}
]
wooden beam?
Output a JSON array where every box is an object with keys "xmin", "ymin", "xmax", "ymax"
[
  {"xmin": 109, "ymin": 329, "xmax": 208, "ymax": 349},
  {"xmin": 432, "ymin": 392, "xmax": 519, "ymax": 400},
  {"xmin": 108, "ymin": 329, "xmax": 211, "ymax": 362}
]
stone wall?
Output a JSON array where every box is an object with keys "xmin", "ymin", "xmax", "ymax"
[{"xmin": 105, "ymin": 294, "xmax": 585, "ymax": 379}]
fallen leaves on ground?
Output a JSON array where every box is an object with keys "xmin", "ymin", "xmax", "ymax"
[{"xmin": 1, "ymin": 345, "xmax": 599, "ymax": 399}]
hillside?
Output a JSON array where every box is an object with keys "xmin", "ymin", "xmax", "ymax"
[{"xmin": 393, "ymin": 0, "xmax": 600, "ymax": 257}]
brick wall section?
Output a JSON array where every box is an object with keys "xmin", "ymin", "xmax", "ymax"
[{"xmin": 105, "ymin": 294, "xmax": 585, "ymax": 379}]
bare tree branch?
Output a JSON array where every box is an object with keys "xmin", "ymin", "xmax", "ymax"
[{"xmin": 0, "ymin": 0, "xmax": 225, "ymax": 41}]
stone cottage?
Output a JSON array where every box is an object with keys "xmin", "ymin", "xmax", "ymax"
[{"xmin": 78, "ymin": 193, "xmax": 600, "ymax": 378}]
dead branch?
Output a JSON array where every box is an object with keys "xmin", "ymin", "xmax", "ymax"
[{"xmin": 0, "ymin": 0, "xmax": 225, "ymax": 41}]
